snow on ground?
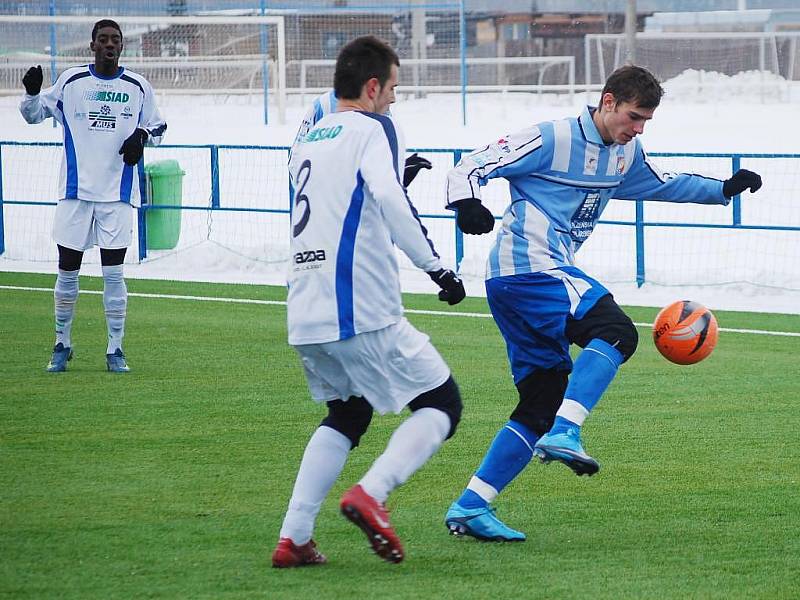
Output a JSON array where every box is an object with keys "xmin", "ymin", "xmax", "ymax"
[{"xmin": 1, "ymin": 70, "xmax": 799, "ymax": 314}]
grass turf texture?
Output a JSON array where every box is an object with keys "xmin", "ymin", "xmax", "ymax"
[{"xmin": 1, "ymin": 271, "xmax": 799, "ymax": 599}]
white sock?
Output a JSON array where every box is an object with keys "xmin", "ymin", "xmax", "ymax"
[
  {"xmin": 102, "ymin": 264, "xmax": 127, "ymax": 354},
  {"xmin": 54, "ymin": 269, "xmax": 79, "ymax": 348},
  {"xmin": 279, "ymin": 425, "xmax": 351, "ymax": 545},
  {"xmin": 359, "ymin": 407, "xmax": 450, "ymax": 503}
]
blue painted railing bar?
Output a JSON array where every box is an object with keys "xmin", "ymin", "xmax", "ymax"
[{"xmin": 1, "ymin": 141, "xmax": 798, "ymax": 289}]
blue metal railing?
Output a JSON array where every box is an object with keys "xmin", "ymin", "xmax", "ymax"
[{"xmin": 1, "ymin": 140, "xmax": 798, "ymax": 288}]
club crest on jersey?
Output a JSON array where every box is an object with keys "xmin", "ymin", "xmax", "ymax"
[
  {"xmin": 497, "ymin": 137, "xmax": 512, "ymax": 154},
  {"xmin": 616, "ymin": 155, "xmax": 625, "ymax": 175}
]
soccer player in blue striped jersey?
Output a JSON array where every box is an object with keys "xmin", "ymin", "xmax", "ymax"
[
  {"xmin": 19, "ymin": 19, "xmax": 166, "ymax": 374},
  {"xmin": 443, "ymin": 65, "xmax": 762, "ymax": 541}
]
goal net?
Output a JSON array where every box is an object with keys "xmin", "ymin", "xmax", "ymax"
[
  {"xmin": 0, "ymin": 14, "xmax": 287, "ymax": 122},
  {"xmin": 585, "ymin": 32, "xmax": 800, "ymax": 102}
]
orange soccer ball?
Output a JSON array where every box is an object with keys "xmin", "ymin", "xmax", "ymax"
[{"xmin": 652, "ymin": 300, "xmax": 719, "ymax": 365}]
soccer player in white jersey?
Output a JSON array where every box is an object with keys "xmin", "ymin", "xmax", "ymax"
[
  {"xmin": 442, "ymin": 65, "xmax": 763, "ymax": 541},
  {"xmin": 19, "ymin": 19, "xmax": 166, "ymax": 373},
  {"xmin": 271, "ymin": 35, "xmax": 466, "ymax": 568},
  {"xmin": 291, "ymin": 90, "xmax": 433, "ymax": 189}
]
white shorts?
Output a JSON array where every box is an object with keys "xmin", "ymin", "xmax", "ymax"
[
  {"xmin": 52, "ymin": 199, "xmax": 133, "ymax": 251},
  {"xmin": 293, "ymin": 317, "xmax": 451, "ymax": 415}
]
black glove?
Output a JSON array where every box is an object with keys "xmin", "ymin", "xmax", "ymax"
[
  {"xmin": 428, "ymin": 268, "xmax": 466, "ymax": 306},
  {"xmin": 23, "ymin": 65, "xmax": 43, "ymax": 96},
  {"xmin": 723, "ymin": 169, "xmax": 762, "ymax": 198},
  {"xmin": 452, "ymin": 197, "xmax": 494, "ymax": 235},
  {"xmin": 118, "ymin": 128, "xmax": 149, "ymax": 166},
  {"xmin": 403, "ymin": 153, "xmax": 432, "ymax": 188}
]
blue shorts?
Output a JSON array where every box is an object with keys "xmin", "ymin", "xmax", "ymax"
[{"xmin": 485, "ymin": 267, "xmax": 610, "ymax": 384}]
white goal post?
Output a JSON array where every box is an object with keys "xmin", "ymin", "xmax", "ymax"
[{"xmin": 0, "ymin": 14, "xmax": 287, "ymax": 123}]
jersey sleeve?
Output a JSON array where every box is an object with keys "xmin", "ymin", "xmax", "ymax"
[
  {"xmin": 360, "ymin": 118, "xmax": 442, "ymax": 274},
  {"xmin": 19, "ymin": 72, "xmax": 65, "ymax": 125},
  {"xmin": 139, "ymin": 78, "xmax": 166, "ymax": 146},
  {"xmin": 445, "ymin": 125, "xmax": 546, "ymax": 207},
  {"xmin": 614, "ymin": 142, "xmax": 727, "ymax": 205}
]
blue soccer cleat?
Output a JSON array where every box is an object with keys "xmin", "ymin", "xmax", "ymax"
[
  {"xmin": 106, "ymin": 348, "xmax": 130, "ymax": 373},
  {"xmin": 444, "ymin": 502, "xmax": 526, "ymax": 542},
  {"xmin": 46, "ymin": 343, "xmax": 73, "ymax": 372},
  {"xmin": 534, "ymin": 427, "xmax": 600, "ymax": 476}
]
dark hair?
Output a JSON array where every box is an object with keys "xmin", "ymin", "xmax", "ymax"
[
  {"xmin": 92, "ymin": 19, "xmax": 122, "ymax": 41},
  {"xmin": 600, "ymin": 65, "xmax": 664, "ymax": 109},
  {"xmin": 333, "ymin": 35, "xmax": 399, "ymax": 100}
]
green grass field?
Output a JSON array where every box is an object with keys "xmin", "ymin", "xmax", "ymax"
[{"xmin": 2, "ymin": 270, "xmax": 799, "ymax": 599}]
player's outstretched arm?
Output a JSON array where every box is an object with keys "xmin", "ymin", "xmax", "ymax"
[
  {"xmin": 449, "ymin": 197, "xmax": 495, "ymax": 235},
  {"xmin": 722, "ymin": 169, "xmax": 762, "ymax": 198},
  {"xmin": 19, "ymin": 65, "xmax": 62, "ymax": 124},
  {"xmin": 428, "ymin": 268, "xmax": 466, "ymax": 305}
]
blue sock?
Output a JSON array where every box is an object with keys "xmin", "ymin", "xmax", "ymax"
[
  {"xmin": 549, "ymin": 339, "xmax": 624, "ymax": 435},
  {"xmin": 457, "ymin": 420, "xmax": 538, "ymax": 509}
]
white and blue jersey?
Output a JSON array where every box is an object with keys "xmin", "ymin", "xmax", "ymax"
[
  {"xmin": 19, "ymin": 64, "xmax": 166, "ymax": 207},
  {"xmin": 287, "ymin": 110, "xmax": 442, "ymax": 346},
  {"xmin": 291, "ymin": 89, "xmax": 392, "ymax": 160},
  {"xmin": 446, "ymin": 105, "xmax": 728, "ymax": 280}
]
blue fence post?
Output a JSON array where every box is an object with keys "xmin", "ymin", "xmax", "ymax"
[
  {"xmin": 635, "ymin": 199, "xmax": 645, "ymax": 287},
  {"xmin": 453, "ymin": 149, "xmax": 464, "ymax": 271},
  {"xmin": 731, "ymin": 155, "xmax": 742, "ymax": 226},
  {"xmin": 137, "ymin": 160, "xmax": 147, "ymax": 261},
  {"xmin": 210, "ymin": 145, "xmax": 220, "ymax": 209},
  {"xmin": 0, "ymin": 145, "xmax": 5, "ymax": 256}
]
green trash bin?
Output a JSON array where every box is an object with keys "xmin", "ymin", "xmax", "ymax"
[{"xmin": 144, "ymin": 159, "xmax": 185, "ymax": 250}]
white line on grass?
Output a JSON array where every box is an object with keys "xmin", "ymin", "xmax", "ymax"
[{"xmin": 3, "ymin": 284, "xmax": 799, "ymax": 338}]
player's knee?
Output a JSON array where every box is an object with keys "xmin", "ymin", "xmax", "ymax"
[
  {"xmin": 511, "ymin": 368, "xmax": 570, "ymax": 436},
  {"xmin": 100, "ymin": 247, "xmax": 127, "ymax": 267},
  {"xmin": 320, "ymin": 396, "xmax": 373, "ymax": 449},
  {"xmin": 571, "ymin": 295, "xmax": 639, "ymax": 362},
  {"xmin": 407, "ymin": 376, "xmax": 462, "ymax": 439},
  {"xmin": 57, "ymin": 245, "xmax": 83, "ymax": 271},
  {"xmin": 595, "ymin": 319, "xmax": 639, "ymax": 362}
]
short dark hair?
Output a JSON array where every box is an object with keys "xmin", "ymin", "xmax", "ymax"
[
  {"xmin": 333, "ymin": 35, "xmax": 399, "ymax": 100},
  {"xmin": 92, "ymin": 19, "xmax": 122, "ymax": 41},
  {"xmin": 600, "ymin": 65, "xmax": 664, "ymax": 110}
]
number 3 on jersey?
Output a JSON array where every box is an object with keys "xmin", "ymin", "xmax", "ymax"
[{"xmin": 292, "ymin": 159, "xmax": 311, "ymax": 237}]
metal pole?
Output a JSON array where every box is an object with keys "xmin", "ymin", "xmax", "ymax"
[
  {"xmin": 459, "ymin": 0, "xmax": 466, "ymax": 126},
  {"xmin": 49, "ymin": 0, "xmax": 57, "ymax": 129},
  {"xmin": 411, "ymin": 0, "xmax": 427, "ymax": 99},
  {"xmin": 624, "ymin": 0, "xmax": 637, "ymax": 65},
  {"xmin": 260, "ymin": 0, "xmax": 270, "ymax": 125}
]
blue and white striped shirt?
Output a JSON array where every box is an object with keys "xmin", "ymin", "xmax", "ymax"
[{"xmin": 446, "ymin": 105, "xmax": 728, "ymax": 279}]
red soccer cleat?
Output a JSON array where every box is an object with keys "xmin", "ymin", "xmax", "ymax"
[
  {"xmin": 271, "ymin": 538, "xmax": 327, "ymax": 568},
  {"xmin": 339, "ymin": 485, "xmax": 404, "ymax": 563}
]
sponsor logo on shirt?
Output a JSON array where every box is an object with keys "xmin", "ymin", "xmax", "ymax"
[
  {"xmin": 497, "ymin": 137, "xmax": 511, "ymax": 154},
  {"xmin": 88, "ymin": 104, "xmax": 116, "ymax": 131},
  {"xmin": 120, "ymin": 105, "xmax": 133, "ymax": 120},
  {"xmin": 570, "ymin": 192, "xmax": 601, "ymax": 243},
  {"xmin": 292, "ymin": 249, "xmax": 327, "ymax": 272},
  {"xmin": 83, "ymin": 90, "xmax": 130, "ymax": 103},
  {"xmin": 303, "ymin": 125, "xmax": 343, "ymax": 143}
]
